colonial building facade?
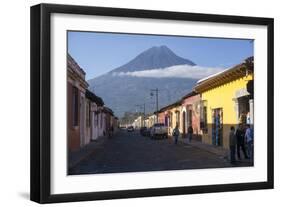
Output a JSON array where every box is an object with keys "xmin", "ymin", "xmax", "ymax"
[
  {"xmin": 67, "ymin": 54, "xmax": 89, "ymax": 151},
  {"xmin": 158, "ymin": 101, "xmax": 181, "ymax": 136},
  {"xmin": 85, "ymin": 89, "xmax": 104, "ymax": 142},
  {"xmin": 181, "ymin": 91, "xmax": 201, "ymax": 140},
  {"xmin": 152, "ymin": 57, "xmax": 253, "ymax": 148},
  {"xmin": 67, "ymin": 54, "xmax": 117, "ymax": 153},
  {"xmin": 157, "ymin": 92, "xmax": 201, "ymax": 139},
  {"xmin": 144, "ymin": 114, "xmax": 157, "ymax": 128},
  {"xmin": 194, "ymin": 57, "xmax": 254, "ymax": 149}
]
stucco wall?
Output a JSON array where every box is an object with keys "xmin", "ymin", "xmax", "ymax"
[{"xmin": 201, "ymin": 74, "xmax": 253, "ymax": 148}]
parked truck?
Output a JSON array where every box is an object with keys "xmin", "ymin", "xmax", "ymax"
[{"xmin": 150, "ymin": 123, "xmax": 168, "ymax": 139}]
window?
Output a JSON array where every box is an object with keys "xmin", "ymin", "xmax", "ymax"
[
  {"xmin": 200, "ymin": 101, "xmax": 208, "ymax": 133},
  {"xmin": 72, "ymin": 86, "xmax": 79, "ymax": 126}
]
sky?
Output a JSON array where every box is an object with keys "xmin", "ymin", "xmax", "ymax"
[{"xmin": 68, "ymin": 31, "xmax": 253, "ymax": 80}]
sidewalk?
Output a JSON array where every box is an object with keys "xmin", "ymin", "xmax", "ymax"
[
  {"xmin": 178, "ymin": 138, "xmax": 254, "ymax": 166},
  {"xmin": 68, "ymin": 136, "xmax": 107, "ymax": 169},
  {"xmin": 179, "ymin": 138, "xmax": 229, "ymax": 159},
  {"xmin": 68, "ymin": 130, "xmax": 122, "ymax": 169}
]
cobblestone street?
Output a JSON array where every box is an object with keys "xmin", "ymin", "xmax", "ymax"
[{"xmin": 69, "ymin": 129, "xmax": 253, "ymax": 175}]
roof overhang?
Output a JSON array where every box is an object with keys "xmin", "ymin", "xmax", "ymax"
[{"xmin": 194, "ymin": 57, "xmax": 253, "ymax": 93}]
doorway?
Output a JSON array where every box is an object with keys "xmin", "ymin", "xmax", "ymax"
[
  {"xmin": 80, "ymin": 96, "xmax": 85, "ymax": 147},
  {"xmin": 212, "ymin": 108, "xmax": 223, "ymax": 146},
  {"xmin": 238, "ymin": 96, "xmax": 250, "ymax": 124}
]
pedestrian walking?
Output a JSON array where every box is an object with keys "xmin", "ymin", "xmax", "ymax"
[
  {"xmin": 245, "ymin": 124, "xmax": 254, "ymax": 160},
  {"xmin": 229, "ymin": 126, "xmax": 237, "ymax": 164},
  {"xmin": 187, "ymin": 125, "xmax": 193, "ymax": 143},
  {"xmin": 107, "ymin": 126, "xmax": 113, "ymax": 139},
  {"xmin": 235, "ymin": 124, "xmax": 249, "ymax": 160},
  {"xmin": 172, "ymin": 123, "xmax": 180, "ymax": 145},
  {"xmin": 106, "ymin": 127, "xmax": 111, "ymax": 138}
]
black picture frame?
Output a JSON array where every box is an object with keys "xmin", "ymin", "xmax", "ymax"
[{"xmin": 30, "ymin": 3, "xmax": 274, "ymax": 204}]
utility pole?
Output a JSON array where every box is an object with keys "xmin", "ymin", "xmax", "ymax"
[
  {"xmin": 143, "ymin": 103, "xmax": 146, "ymax": 127},
  {"xmin": 150, "ymin": 88, "xmax": 159, "ymax": 123}
]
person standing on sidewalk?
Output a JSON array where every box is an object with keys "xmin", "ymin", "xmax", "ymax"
[
  {"xmin": 245, "ymin": 124, "xmax": 254, "ymax": 160},
  {"xmin": 235, "ymin": 124, "xmax": 249, "ymax": 160},
  {"xmin": 110, "ymin": 125, "xmax": 114, "ymax": 137},
  {"xmin": 187, "ymin": 125, "xmax": 193, "ymax": 143},
  {"xmin": 172, "ymin": 123, "xmax": 180, "ymax": 145},
  {"xmin": 229, "ymin": 126, "xmax": 237, "ymax": 164}
]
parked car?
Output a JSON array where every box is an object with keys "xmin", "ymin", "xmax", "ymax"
[
  {"xmin": 141, "ymin": 127, "xmax": 152, "ymax": 137},
  {"xmin": 119, "ymin": 126, "xmax": 126, "ymax": 130},
  {"xmin": 127, "ymin": 126, "xmax": 134, "ymax": 132},
  {"xmin": 150, "ymin": 123, "xmax": 168, "ymax": 139},
  {"xmin": 140, "ymin": 127, "xmax": 148, "ymax": 136},
  {"xmin": 147, "ymin": 127, "xmax": 152, "ymax": 137}
]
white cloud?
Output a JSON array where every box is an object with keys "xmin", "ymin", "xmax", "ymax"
[{"xmin": 112, "ymin": 64, "xmax": 226, "ymax": 79}]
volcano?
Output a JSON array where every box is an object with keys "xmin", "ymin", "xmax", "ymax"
[
  {"xmin": 110, "ymin": 45, "xmax": 195, "ymax": 73},
  {"xmin": 87, "ymin": 46, "xmax": 198, "ymax": 117}
]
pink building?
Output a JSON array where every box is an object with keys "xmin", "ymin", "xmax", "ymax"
[{"xmin": 181, "ymin": 91, "xmax": 201, "ymax": 140}]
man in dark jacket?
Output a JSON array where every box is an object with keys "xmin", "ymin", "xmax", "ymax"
[
  {"xmin": 235, "ymin": 124, "xmax": 249, "ymax": 159},
  {"xmin": 229, "ymin": 126, "xmax": 237, "ymax": 164},
  {"xmin": 173, "ymin": 123, "xmax": 180, "ymax": 144}
]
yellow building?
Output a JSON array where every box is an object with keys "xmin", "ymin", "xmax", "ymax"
[{"xmin": 194, "ymin": 57, "xmax": 254, "ymax": 149}]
